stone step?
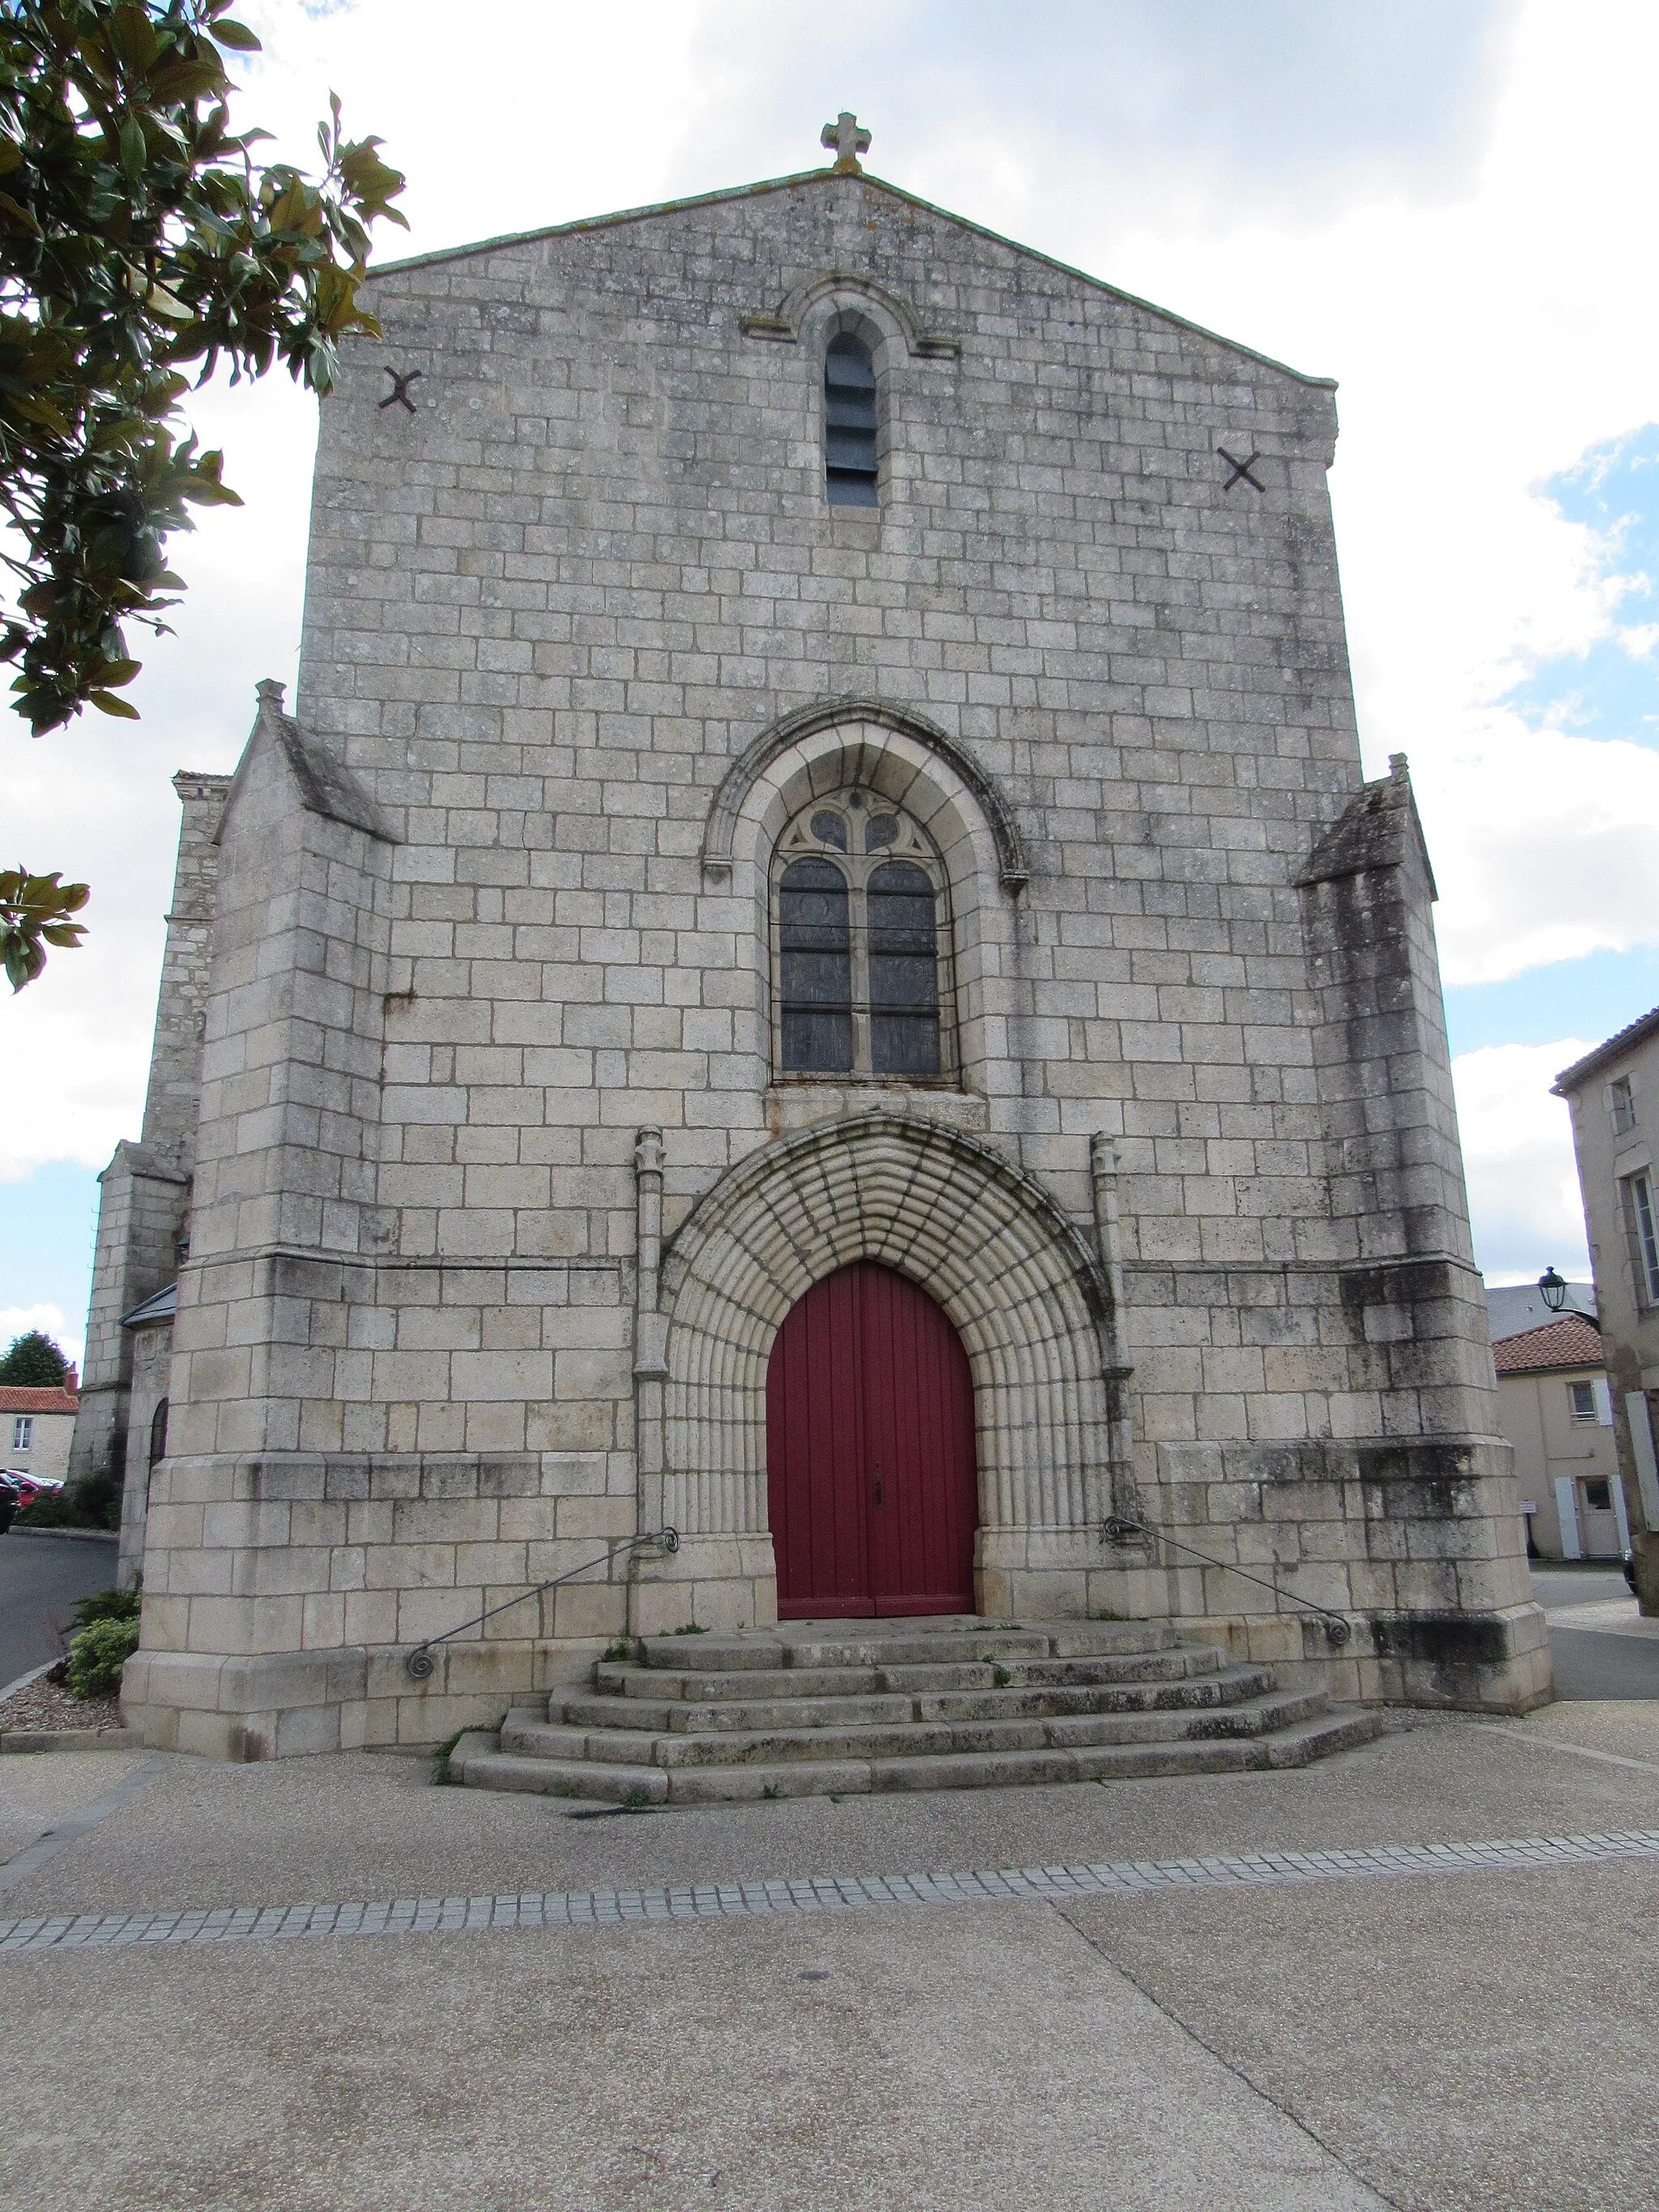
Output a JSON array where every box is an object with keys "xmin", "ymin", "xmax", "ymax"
[
  {"xmin": 462, "ymin": 1707, "xmax": 1381, "ymax": 1805},
  {"xmin": 557, "ymin": 1690, "xmax": 918, "ymax": 1735},
  {"xmin": 597, "ymin": 1664, "xmax": 888, "ymax": 1701},
  {"xmin": 595, "ymin": 1647, "xmax": 1222, "ymax": 1703},
  {"xmin": 552, "ymin": 1664, "xmax": 1274, "ymax": 1740},
  {"xmin": 460, "ymin": 1703, "xmax": 1383, "ymax": 1805},
  {"xmin": 1256, "ymin": 1707, "xmax": 1384, "ymax": 1768},
  {"xmin": 507, "ymin": 1687, "xmax": 1330, "ymax": 1774},
  {"xmin": 905, "ymin": 1667, "xmax": 1275, "ymax": 1723},
  {"xmin": 632, "ymin": 1619, "xmax": 1178, "ymax": 1673},
  {"xmin": 458, "ymin": 1751, "xmax": 671, "ymax": 1804}
]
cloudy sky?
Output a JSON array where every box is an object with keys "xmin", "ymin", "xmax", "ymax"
[{"xmin": 7, "ymin": 0, "xmax": 1658, "ymax": 1360}]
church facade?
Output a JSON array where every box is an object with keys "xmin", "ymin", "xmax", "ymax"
[{"xmin": 87, "ymin": 126, "xmax": 1548, "ymax": 1758}]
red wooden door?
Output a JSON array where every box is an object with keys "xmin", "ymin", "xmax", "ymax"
[{"xmin": 766, "ymin": 1260, "xmax": 978, "ymax": 1618}]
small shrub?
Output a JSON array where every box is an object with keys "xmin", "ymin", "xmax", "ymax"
[
  {"xmin": 671, "ymin": 1622, "xmax": 707, "ymax": 1635},
  {"xmin": 1094, "ymin": 1608, "xmax": 1122, "ymax": 1622},
  {"xmin": 601, "ymin": 1636, "xmax": 634, "ymax": 1663},
  {"xmin": 17, "ymin": 1471, "xmax": 122, "ymax": 1532},
  {"xmin": 65, "ymin": 1617, "xmax": 139, "ymax": 1699},
  {"xmin": 761, "ymin": 1783, "xmax": 780, "ymax": 1800},
  {"xmin": 67, "ymin": 1583, "xmax": 141, "ymax": 1634},
  {"xmin": 432, "ymin": 1728, "xmax": 467, "ymax": 1786},
  {"xmin": 992, "ymin": 1664, "xmax": 1012, "ymax": 1687}
]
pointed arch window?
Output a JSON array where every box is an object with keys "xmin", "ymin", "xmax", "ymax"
[
  {"xmin": 772, "ymin": 795, "xmax": 955, "ymax": 1080},
  {"xmin": 825, "ymin": 335, "xmax": 878, "ymax": 506}
]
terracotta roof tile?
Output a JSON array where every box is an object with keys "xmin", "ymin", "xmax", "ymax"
[
  {"xmin": 1492, "ymin": 1315, "xmax": 1606, "ymax": 1376},
  {"xmin": 0, "ymin": 1386, "xmax": 78, "ymax": 1413}
]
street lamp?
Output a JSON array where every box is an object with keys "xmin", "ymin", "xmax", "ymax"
[{"xmin": 1537, "ymin": 1265, "xmax": 1569, "ymax": 1314}]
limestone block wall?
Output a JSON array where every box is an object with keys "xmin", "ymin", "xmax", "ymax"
[
  {"xmin": 117, "ymin": 1316, "xmax": 173, "ymax": 1586},
  {"xmin": 120, "ymin": 164, "xmax": 1547, "ymax": 1751},
  {"xmin": 70, "ymin": 774, "xmax": 226, "ymax": 1485},
  {"xmin": 70, "ymin": 1140, "xmax": 189, "ymax": 1487}
]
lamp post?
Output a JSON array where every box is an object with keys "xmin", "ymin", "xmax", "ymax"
[{"xmin": 1537, "ymin": 1266, "xmax": 1569, "ymax": 1314}]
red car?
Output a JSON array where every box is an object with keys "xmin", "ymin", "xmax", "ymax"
[{"xmin": 2, "ymin": 1471, "xmax": 58, "ymax": 1511}]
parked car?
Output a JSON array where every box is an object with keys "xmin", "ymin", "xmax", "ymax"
[
  {"xmin": 2, "ymin": 1471, "xmax": 48, "ymax": 1511},
  {"xmin": 0, "ymin": 1475, "xmax": 16, "ymax": 1534}
]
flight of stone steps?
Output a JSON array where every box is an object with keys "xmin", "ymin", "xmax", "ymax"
[{"xmin": 449, "ymin": 1615, "xmax": 1381, "ymax": 1805}]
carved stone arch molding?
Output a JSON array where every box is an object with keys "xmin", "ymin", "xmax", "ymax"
[
  {"xmin": 702, "ymin": 696, "xmax": 1028, "ymax": 892},
  {"xmin": 657, "ymin": 1112, "xmax": 1117, "ymax": 1569},
  {"xmin": 702, "ymin": 697, "xmax": 1027, "ymax": 1107},
  {"xmin": 741, "ymin": 271, "xmax": 962, "ymax": 360}
]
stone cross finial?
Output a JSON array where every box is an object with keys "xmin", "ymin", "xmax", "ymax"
[{"xmin": 821, "ymin": 112, "xmax": 872, "ymax": 173}]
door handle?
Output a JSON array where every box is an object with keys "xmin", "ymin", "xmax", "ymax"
[{"xmin": 873, "ymin": 1477, "xmax": 884, "ymax": 1509}]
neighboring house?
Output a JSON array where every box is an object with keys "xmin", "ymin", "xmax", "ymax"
[
  {"xmin": 1555, "ymin": 1008, "xmax": 1659, "ymax": 1606},
  {"xmin": 2, "ymin": 1373, "xmax": 80, "ymax": 1485},
  {"xmin": 1485, "ymin": 1279, "xmax": 1596, "ymax": 1341},
  {"xmin": 1491, "ymin": 1317, "xmax": 1624, "ymax": 1561}
]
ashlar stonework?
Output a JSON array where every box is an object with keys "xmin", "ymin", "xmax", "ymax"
[{"xmin": 77, "ymin": 141, "xmax": 1546, "ymax": 1758}]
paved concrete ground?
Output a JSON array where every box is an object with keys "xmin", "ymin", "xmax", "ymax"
[
  {"xmin": 5, "ymin": 1706, "xmax": 1659, "ymax": 2210},
  {"xmin": 1534, "ymin": 1561, "xmax": 1659, "ymax": 1699},
  {"xmin": 0, "ymin": 1530, "xmax": 118, "ymax": 1686}
]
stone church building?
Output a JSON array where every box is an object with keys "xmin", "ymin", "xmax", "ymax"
[{"xmin": 81, "ymin": 121, "xmax": 1548, "ymax": 1760}]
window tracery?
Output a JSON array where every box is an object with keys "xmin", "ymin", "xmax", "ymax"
[{"xmin": 772, "ymin": 795, "xmax": 955, "ymax": 1080}]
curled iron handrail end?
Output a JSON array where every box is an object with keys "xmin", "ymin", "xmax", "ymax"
[
  {"xmin": 401, "ymin": 1524, "xmax": 681, "ymax": 1681},
  {"xmin": 1101, "ymin": 1515, "xmax": 1354, "ymax": 1646}
]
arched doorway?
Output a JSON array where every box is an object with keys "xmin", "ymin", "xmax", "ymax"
[{"xmin": 766, "ymin": 1260, "xmax": 978, "ymax": 1617}]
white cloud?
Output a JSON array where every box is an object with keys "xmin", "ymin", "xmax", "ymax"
[
  {"xmin": 0, "ymin": 1304, "xmax": 83, "ymax": 1369},
  {"xmin": 1426, "ymin": 723, "xmax": 1659, "ymax": 985},
  {"xmin": 8, "ymin": 0, "xmax": 1658, "ymax": 1247},
  {"xmin": 1452, "ymin": 1041, "xmax": 1592, "ymax": 1277}
]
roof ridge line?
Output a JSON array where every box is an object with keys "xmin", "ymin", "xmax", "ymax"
[{"xmin": 369, "ymin": 169, "xmax": 1337, "ymax": 394}]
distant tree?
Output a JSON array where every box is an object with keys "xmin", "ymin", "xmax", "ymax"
[
  {"xmin": 0, "ymin": 1328, "xmax": 70, "ymax": 1383},
  {"xmin": 1, "ymin": 0, "xmax": 407, "ymax": 985}
]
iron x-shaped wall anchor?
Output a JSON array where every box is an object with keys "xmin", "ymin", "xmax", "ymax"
[
  {"xmin": 1218, "ymin": 446, "xmax": 1265, "ymax": 493},
  {"xmin": 380, "ymin": 367, "xmax": 423, "ymax": 414}
]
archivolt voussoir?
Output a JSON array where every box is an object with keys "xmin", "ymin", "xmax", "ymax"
[{"xmin": 659, "ymin": 1113, "xmax": 1118, "ymax": 1536}]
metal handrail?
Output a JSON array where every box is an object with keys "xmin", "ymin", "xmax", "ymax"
[
  {"xmin": 1101, "ymin": 1515, "xmax": 1352, "ymax": 1646},
  {"xmin": 403, "ymin": 1527, "xmax": 680, "ymax": 1679}
]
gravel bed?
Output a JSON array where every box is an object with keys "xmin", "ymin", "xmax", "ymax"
[{"xmin": 0, "ymin": 1671, "xmax": 122, "ymax": 1735}]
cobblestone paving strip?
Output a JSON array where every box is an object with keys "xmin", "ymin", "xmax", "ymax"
[{"xmin": 4, "ymin": 1827, "xmax": 1658, "ymax": 1955}]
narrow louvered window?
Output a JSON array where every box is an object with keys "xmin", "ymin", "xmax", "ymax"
[{"xmin": 825, "ymin": 335, "xmax": 878, "ymax": 506}]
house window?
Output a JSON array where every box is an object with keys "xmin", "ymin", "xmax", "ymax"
[
  {"xmin": 824, "ymin": 335, "xmax": 878, "ymax": 507},
  {"xmin": 1627, "ymin": 1171, "xmax": 1659, "ymax": 1305},
  {"xmin": 1567, "ymin": 1380, "xmax": 1597, "ymax": 1421},
  {"xmin": 1611, "ymin": 1076, "xmax": 1637, "ymax": 1133},
  {"xmin": 149, "ymin": 1396, "xmax": 169, "ymax": 1468},
  {"xmin": 11, "ymin": 1415, "xmax": 31, "ymax": 1452},
  {"xmin": 772, "ymin": 795, "xmax": 954, "ymax": 1081},
  {"xmin": 1584, "ymin": 1478, "xmax": 1613, "ymax": 1513}
]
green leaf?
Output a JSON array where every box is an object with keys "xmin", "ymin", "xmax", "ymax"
[
  {"xmin": 88, "ymin": 691, "xmax": 142, "ymax": 718},
  {"xmin": 209, "ymin": 19, "xmax": 262, "ymax": 50}
]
